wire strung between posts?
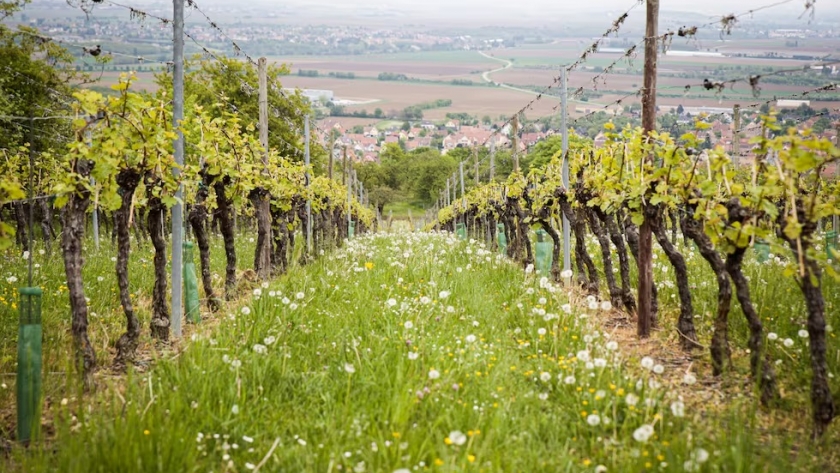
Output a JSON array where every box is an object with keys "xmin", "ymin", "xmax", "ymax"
[
  {"xmin": 0, "ymin": 66, "xmax": 77, "ymax": 106},
  {"xmin": 695, "ymin": 82, "xmax": 840, "ymax": 129},
  {"xmin": 10, "ymin": 26, "xmax": 148, "ymax": 62},
  {"xmin": 564, "ymin": 0, "xmax": 644, "ymax": 74},
  {"xmin": 438, "ymin": 0, "xmax": 823, "ymax": 178},
  {"xmin": 676, "ymin": 60, "xmax": 840, "ymax": 99}
]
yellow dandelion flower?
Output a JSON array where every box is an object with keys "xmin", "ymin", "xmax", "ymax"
[{"xmin": 468, "ymin": 455, "xmax": 476, "ymax": 463}]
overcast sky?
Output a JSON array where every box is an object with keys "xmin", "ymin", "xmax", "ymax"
[
  {"xmin": 221, "ymin": 0, "xmax": 839, "ymax": 25},
  {"xmin": 263, "ymin": 0, "xmax": 837, "ymax": 15},
  {"xmin": 116, "ymin": 0, "xmax": 839, "ymax": 26}
]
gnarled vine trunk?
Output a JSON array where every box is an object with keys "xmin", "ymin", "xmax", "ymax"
[
  {"xmin": 586, "ymin": 207, "xmax": 622, "ymax": 308},
  {"xmin": 599, "ymin": 209, "xmax": 636, "ymax": 314},
  {"xmin": 114, "ymin": 169, "xmax": 142, "ymax": 364},
  {"xmin": 147, "ymin": 188, "xmax": 170, "ymax": 341},
  {"xmin": 651, "ymin": 207, "xmax": 699, "ymax": 351},
  {"xmin": 777, "ymin": 205, "xmax": 835, "ymax": 438},
  {"xmin": 681, "ymin": 212, "xmax": 731, "ymax": 375},
  {"xmin": 189, "ymin": 178, "xmax": 220, "ymax": 311},
  {"xmin": 213, "ymin": 179, "xmax": 237, "ymax": 299},
  {"xmin": 251, "ymin": 188, "xmax": 272, "ymax": 279},
  {"xmin": 61, "ymin": 179, "xmax": 96, "ymax": 390}
]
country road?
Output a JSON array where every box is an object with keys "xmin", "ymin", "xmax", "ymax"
[{"xmin": 477, "ymin": 50, "xmax": 609, "ymax": 109}]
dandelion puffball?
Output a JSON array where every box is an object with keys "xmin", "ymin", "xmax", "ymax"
[
  {"xmin": 632, "ymin": 424, "xmax": 654, "ymax": 442},
  {"xmin": 447, "ymin": 430, "xmax": 467, "ymax": 446}
]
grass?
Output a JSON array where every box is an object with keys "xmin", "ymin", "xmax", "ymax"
[
  {"xmin": 383, "ymin": 201, "xmax": 428, "ymax": 219},
  {"xmin": 2, "ymin": 231, "xmax": 839, "ymax": 471}
]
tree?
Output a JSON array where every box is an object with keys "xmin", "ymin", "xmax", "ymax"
[
  {"xmin": 409, "ymin": 151, "xmax": 457, "ymax": 203},
  {"xmin": 401, "ymin": 121, "xmax": 411, "ymax": 131},
  {"xmin": 374, "ymin": 108, "xmax": 383, "ymax": 118},
  {"xmin": 482, "ymin": 115, "xmax": 492, "ymax": 125},
  {"xmin": 676, "ymin": 104, "xmax": 685, "ymax": 115},
  {"xmin": 812, "ymin": 116, "xmax": 831, "ymax": 135},
  {"xmin": 157, "ymin": 56, "xmax": 312, "ymax": 163}
]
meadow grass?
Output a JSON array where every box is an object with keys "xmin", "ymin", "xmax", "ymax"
[{"xmin": 2, "ymin": 231, "xmax": 837, "ymax": 472}]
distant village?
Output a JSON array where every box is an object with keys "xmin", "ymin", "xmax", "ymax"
[{"xmin": 316, "ymin": 99, "xmax": 840, "ymax": 167}]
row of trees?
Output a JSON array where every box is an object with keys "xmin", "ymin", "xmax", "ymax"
[
  {"xmin": 432, "ymin": 119, "xmax": 839, "ymax": 437},
  {"xmin": 1, "ymin": 0, "xmax": 373, "ymax": 388}
]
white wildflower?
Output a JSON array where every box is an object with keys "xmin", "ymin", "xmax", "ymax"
[
  {"xmin": 632, "ymin": 424, "xmax": 654, "ymax": 442},
  {"xmin": 447, "ymin": 430, "xmax": 467, "ymax": 446},
  {"xmin": 670, "ymin": 400, "xmax": 685, "ymax": 417}
]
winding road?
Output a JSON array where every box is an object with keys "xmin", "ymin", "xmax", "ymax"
[{"xmin": 477, "ymin": 51, "xmax": 609, "ymax": 109}]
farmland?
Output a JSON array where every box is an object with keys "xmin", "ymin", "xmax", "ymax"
[{"xmin": 94, "ymin": 37, "xmax": 840, "ymax": 122}]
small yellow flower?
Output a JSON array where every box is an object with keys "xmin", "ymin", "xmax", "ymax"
[
  {"xmin": 444, "ymin": 437, "xmax": 453, "ymax": 446},
  {"xmin": 583, "ymin": 459, "xmax": 592, "ymax": 466},
  {"xmin": 468, "ymin": 455, "xmax": 476, "ymax": 463},
  {"xmin": 434, "ymin": 459, "xmax": 444, "ymax": 466},
  {"xmin": 143, "ymin": 430, "xmax": 150, "ymax": 435},
  {"xmin": 392, "ymin": 432, "xmax": 401, "ymax": 438},
  {"xmin": 365, "ymin": 262, "xmax": 374, "ymax": 270}
]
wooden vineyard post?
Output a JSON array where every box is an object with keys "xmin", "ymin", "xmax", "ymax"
[{"xmin": 637, "ymin": 0, "xmax": 659, "ymax": 338}]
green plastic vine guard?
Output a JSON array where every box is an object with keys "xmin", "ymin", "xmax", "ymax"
[
  {"xmin": 535, "ymin": 229, "xmax": 553, "ymax": 275},
  {"xmin": 349, "ymin": 221, "xmax": 355, "ymax": 239},
  {"xmin": 455, "ymin": 222, "xmax": 467, "ymax": 240},
  {"xmin": 754, "ymin": 239, "xmax": 770, "ymax": 263},
  {"xmin": 17, "ymin": 286, "xmax": 42, "ymax": 444},
  {"xmin": 826, "ymin": 231, "xmax": 837, "ymax": 260},
  {"xmin": 183, "ymin": 242, "xmax": 201, "ymax": 324},
  {"xmin": 496, "ymin": 223, "xmax": 507, "ymax": 255}
]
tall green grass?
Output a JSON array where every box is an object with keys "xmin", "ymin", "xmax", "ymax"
[{"xmin": 3, "ymin": 232, "xmax": 836, "ymax": 471}]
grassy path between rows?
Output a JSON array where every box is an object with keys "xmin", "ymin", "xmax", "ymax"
[{"xmin": 9, "ymin": 232, "xmax": 834, "ymax": 472}]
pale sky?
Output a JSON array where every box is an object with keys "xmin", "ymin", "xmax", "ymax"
[{"xmin": 223, "ymin": 0, "xmax": 840, "ymax": 25}]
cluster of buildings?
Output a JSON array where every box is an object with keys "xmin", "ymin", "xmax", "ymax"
[
  {"xmin": 316, "ymin": 119, "xmax": 550, "ymax": 163},
  {"xmin": 317, "ymin": 103, "xmax": 839, "ymax": 166}
]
